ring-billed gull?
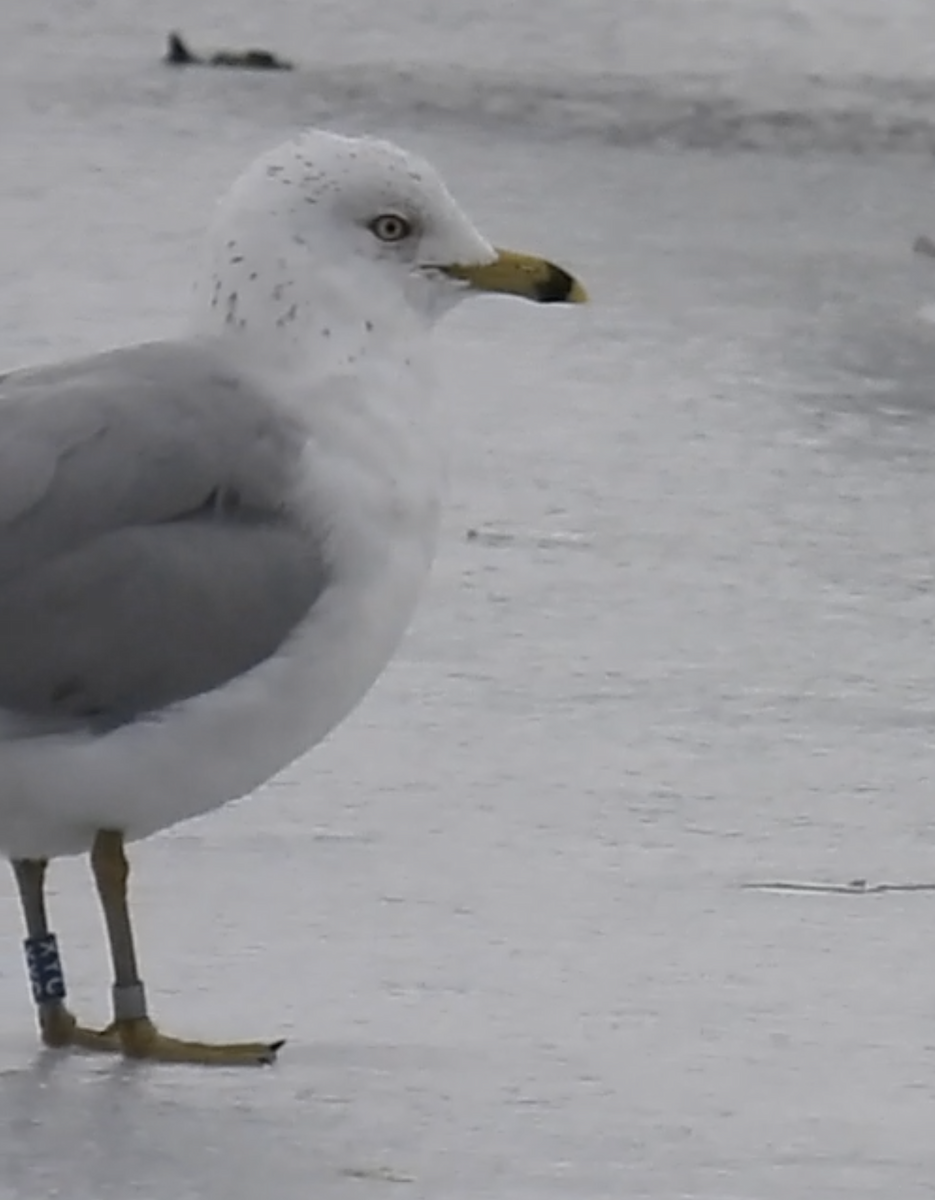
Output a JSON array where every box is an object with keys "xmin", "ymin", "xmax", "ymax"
[{"xmin": 2, "ymin": 128, "xmax": 586, "ymax": 1064}]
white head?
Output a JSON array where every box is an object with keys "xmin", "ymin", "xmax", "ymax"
[{"xmin": 193, "ymin": 129, "xmax": 585, "ymax": 370}]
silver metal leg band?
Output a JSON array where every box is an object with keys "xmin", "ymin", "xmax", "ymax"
[{"xmin": 112, "ymin": 982, "xmax": 148, "ymax": 1022}]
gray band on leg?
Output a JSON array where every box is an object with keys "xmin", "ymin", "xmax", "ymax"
[{"xmin": 112, "ymin": 982, "xmax": 148, "ymax": 1022}]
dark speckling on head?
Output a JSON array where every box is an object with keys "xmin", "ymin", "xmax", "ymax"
[{"xmin": 189, "ymin": 128, "xmax": 585, "ymax": 374}]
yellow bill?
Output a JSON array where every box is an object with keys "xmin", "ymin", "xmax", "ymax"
[{"xmin": 446, "ymin": 248, "xmax": 588, "ymax": 304}]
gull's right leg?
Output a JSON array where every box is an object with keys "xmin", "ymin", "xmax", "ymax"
[{"xmin": 11, "ymin": 857, "xmax": 120, "ymax": 1052}]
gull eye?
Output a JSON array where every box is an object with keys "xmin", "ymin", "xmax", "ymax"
[{"xmin": 369, "ymin": 213, "xmax": 413, "ymax": 243}]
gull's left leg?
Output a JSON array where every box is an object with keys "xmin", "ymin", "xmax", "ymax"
[
  {"xmin": 11, "ymin": 858, "xmax": 120, "ymax": 1052},
  {"xmin": 89, "ymin": 829, "xmax": 283, "ymax": 1065}
]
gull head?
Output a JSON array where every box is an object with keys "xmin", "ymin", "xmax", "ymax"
[{"xmin": 195, "ymin": 129, "xmax": 586, "ymax": 362}]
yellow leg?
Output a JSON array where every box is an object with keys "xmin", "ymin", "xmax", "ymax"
[
  {"xmin": 39, "ymin": 1007, "xmax": 120, "ymax": 1053},
  {"xmin": 90, "ymin": 830, "xmax": 282, "ymax": 1066},
  {"xmin": 11, "ymin": 858, "xmax": 120, "ymax": 1053}
]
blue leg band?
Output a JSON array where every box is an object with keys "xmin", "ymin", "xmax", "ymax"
[{"xmin": 23, "ymin": 933, "xmax": 67, "ymax": 1005}]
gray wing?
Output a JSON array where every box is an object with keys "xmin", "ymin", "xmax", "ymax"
[{"xmin": 0, "ymin": 340, "xmax": 326, "ymax": 732}]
